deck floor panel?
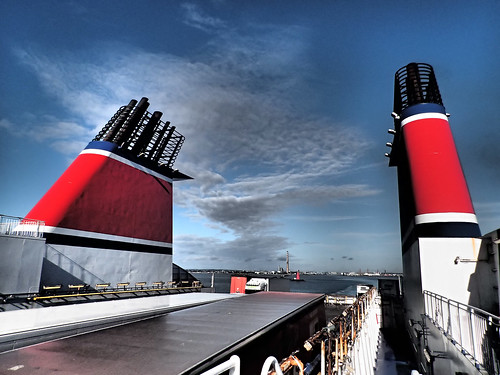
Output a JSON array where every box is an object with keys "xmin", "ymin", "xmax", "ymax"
[{"xmin": 0, "ymin": 292, "xmax": 323, "ymax": 375}]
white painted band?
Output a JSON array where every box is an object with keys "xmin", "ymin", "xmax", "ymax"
[
  {"xmin": 80, "ymin": 149, "xmax": 173, "ymax": 183},
  {"xmin": 415, "ymin": 212, "xmax": 478, "ymax": 225},
  {"xmin": 43, "ymin": 226, "xmax": 172, "ymax": 248},
  {"xmin": 401, "ymin": 112, "xmax": 448, "ymax": 127}
]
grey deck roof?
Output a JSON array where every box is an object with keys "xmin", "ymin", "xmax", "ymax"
[{"xmin": 0, "ymin": 292, "xmax": 323, "ymax": 375}]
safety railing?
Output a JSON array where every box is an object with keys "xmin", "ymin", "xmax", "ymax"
[
  {"xmin": 201, "ymin": 289, "xmax": 381, "ymax": 375},
  {"xmin": 0, "ymin": 214, "xmax": 44, "ymax": 238},
  {"xmin": 302, "ymin": 287, "xmax": 381, "ymax": 374},
  {"xmin": 423, "ymin": 290, "xmax": 500, "ymax": 374}
]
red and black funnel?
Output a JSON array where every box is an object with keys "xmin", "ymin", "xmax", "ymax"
[
  {"xmin": 26, "ymin": 98, "xmax": 191, "ymax": 255},
  {"xmin": 387, "ymin": 63, "xmax": 480, "ymax": 249}
]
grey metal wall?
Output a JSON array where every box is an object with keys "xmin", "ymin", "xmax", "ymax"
[
  {"xmin": 0, "ymin": 235, "xmax": 45, "ymax": 294},
  {"xmin": 43, "ymin": 244, "xmax": 172, "ymax": 290}
]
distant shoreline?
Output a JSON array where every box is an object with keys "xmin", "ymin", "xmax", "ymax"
[{"xmin": 188, "ymin": 269, "xmax": 402, "ymax": 277}]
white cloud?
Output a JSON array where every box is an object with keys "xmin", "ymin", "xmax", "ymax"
[
  {"xmin": 0, "ymin": 119, "xmax": 14, "ymax": 131},
  {"xmin": 10, "ymin": 15, "xmax": 378, "ymax": 269},
  {"xmin": 26, "ymin": 119, "xmax": 90, "ymax": 142},
  {"xmin": 0, "ymin": 110, "xmax": 92, "ymax": 156},
  {"xmin": 174, "ymin": 232, "xmax": 289, "ymax": 270},
  {"xmin": 181, "ymin": 3, "xmax": 227, "ymax": 32}
]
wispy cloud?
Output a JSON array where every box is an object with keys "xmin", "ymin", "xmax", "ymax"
[
  {"xmin": 6, "ymin": 7, "xmax": 378, "ymax": 269},
  {"xmin": 181, "ymin": 3, "xmax": 227, "ymax": 32},
  {"xmin": 174, "ymin": 233, "xmax": 290, "ymax": 270},
  {"xmin": 0, "ymin": 109, "xmax": 92, "ymax": 155}
]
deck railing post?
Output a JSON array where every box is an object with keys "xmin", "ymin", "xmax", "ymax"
[
  {"xmin": 423, "ymin": 290, "xmax": 499, "ymax": 373},
  {"xmin": 469, "ymin": 307, "xmax": 477, "ymax": 362},
  {"xmin": 0, "ymin": 214, "xmax": 45, "ymax": 238}
]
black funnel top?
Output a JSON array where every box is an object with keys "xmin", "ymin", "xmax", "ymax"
[
  {"xmin": 393, "ymin": 63, "xmax": 443, "ymax": 114},
  {"xmin": 93, "ymin": 98, "xmax": 185, "ymax": 171}
]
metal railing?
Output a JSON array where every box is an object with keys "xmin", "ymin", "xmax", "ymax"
[
  {"xmin": 424, "ymin": 290, "xmax": 500, "ymax": 374},
  {"xmin": 301, "ymin": 287, "xmax": 381, "ymax": 374},
  {"xmin": 201, "ymin": 289, "xmax": 381, "ymax": 375},
  {"xmin": 200, "ymin": 355, "xmax": 241, "ymax": 375},
  {"xmin": 0, "ymin": 215, "xmax": 44, "ymax": 238}
]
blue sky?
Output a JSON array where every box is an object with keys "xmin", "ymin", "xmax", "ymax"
[{"xmin": 1, "ymin": 1, "xmax": 500, "ymax": 272}]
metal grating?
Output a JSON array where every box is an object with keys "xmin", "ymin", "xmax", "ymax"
[
  {"xmin": 393, "ymin": 63, "xmax": 443, "ymax": 114},
  {"xmin": 93, "ymin": 98, "xmax": 185, "ymax": 169}
]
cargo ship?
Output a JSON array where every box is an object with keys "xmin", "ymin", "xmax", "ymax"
[{"xmin": 1, "ymin": 63, "xmax": 499, "ymax": 374}]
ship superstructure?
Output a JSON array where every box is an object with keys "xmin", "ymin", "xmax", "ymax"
[
  {"xmin": 1, "ymin": 97, "xmax": 191, "ymax": 296},
  {"xmin": 385, "ymin": 63, "xmax": 500, "ymax": 374},
  {"xmin": 0, "ymin": 99, "xmax": 326, "ymax": 375},
  {"xmin": 2, "ymin": 67, "xmax": 500, "ymax": 375},
  {"xmin": 250, "ymin": 63, "xmax": 500, "ymax": 375}
]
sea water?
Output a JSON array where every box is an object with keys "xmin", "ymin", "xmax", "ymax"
[{"xmin": 192, "ymin": 272, "xmax": 378, "ymax": 296}]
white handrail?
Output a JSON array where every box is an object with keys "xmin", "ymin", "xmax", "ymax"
[
  {"xmin": 0, "ymin": 214, "xmax": 45, "ymax": 238},
  {"xmin": 200, "ymin": 355, "xmax": 240, "ymax": 375},
  {"xmin": 260, "ymin": 356, "xmax": 284, "ymax": 375},
  {"xmin": 423, "ymin": 290, "xmax": 500, "ymax": 374}
]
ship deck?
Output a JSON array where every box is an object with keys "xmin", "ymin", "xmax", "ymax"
[
  {"xmin": 374, "ymin": 328, "xmax": 416, "ymax": 375},
  {"xmin": 0, "ymin": 291, "xmax": 324, "ymax": 375}
]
